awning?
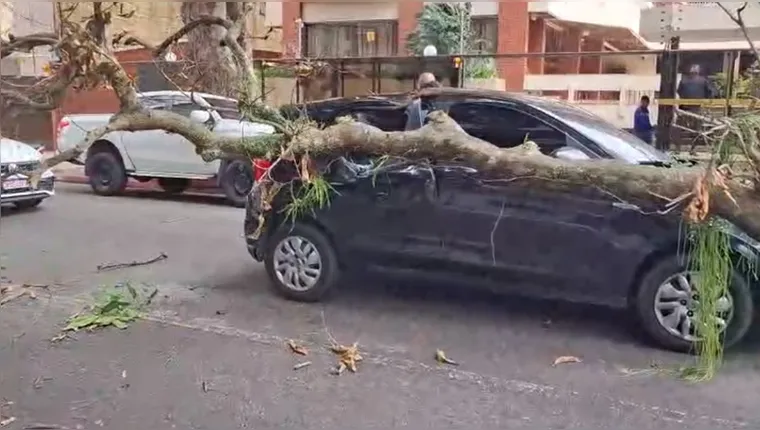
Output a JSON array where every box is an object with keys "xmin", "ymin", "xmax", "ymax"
[{"xmin": 543, "ymin": 17, "xmax": 652, "ymax": 51}]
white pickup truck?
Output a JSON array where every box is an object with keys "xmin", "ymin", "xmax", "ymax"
[{"xmin": 56, "ymin": 91, "xmax": 275, "ymax": 206}]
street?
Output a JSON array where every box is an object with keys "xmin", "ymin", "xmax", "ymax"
[{"xmin": 1, "ymin": 184, "xmax": 759, "ymax": 429}]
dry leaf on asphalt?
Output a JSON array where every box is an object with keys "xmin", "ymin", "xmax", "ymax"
[
  {"xmin": 330, "ymin": 343, "xmax": 363, "ymax": 375},
  {"xmin": 287, "ymin": 339, "xmax": 309, "ymax": 356},
  {"xmin": 0, "ymin": 284, "xmax": 47, "ymax": 306},
  {"xmin": 435, "ymin": 349, "xmax": 459, "ymax": 366},
  {"xmin": 553, "ymin": 356, "xmax": 582, "ymax": 366}
]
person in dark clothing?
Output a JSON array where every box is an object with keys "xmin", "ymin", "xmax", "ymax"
[
  {"xmin": 675, "ymin": 64, "xmax": 716, "ymax": 148},
  {"xmin": 677, "ymin": 64, "xmax": 715, "ymax": 104},
  {"xmin": 405, "ymin": 73, "xmax": 441, "ymax": 131},
  {"xmin": 633, "ymin": 95, "xmax": 654, "ymax": 144}
]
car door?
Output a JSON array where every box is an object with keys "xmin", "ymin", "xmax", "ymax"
[
  {"xmin": 435, "ymin": 101, "xmax": 636, "ymax": 300},
  {"xmin": 320, "ymin": 157, "xmax": 445, "ymax": 270},
  {"xmin": 121, "ymin": 96, "xmax": 214, "ymax": 176}
]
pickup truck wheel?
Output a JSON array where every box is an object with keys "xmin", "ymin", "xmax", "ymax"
[
  {"xmin": 158, "ymin": 178, "xmax": 190, "ymax": 195},
  {"xmin": 221, "ymin": 159, "xmax": 254, "ymax": 208},
  {"xmin": 86, "ymin": 151, "xmax": 127, "ymax": 196}
]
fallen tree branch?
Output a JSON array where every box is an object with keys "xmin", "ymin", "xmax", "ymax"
[
  {"xmin": 0, "ymin": 33, "xmax": 59, "ymax": 58},
  {"xmin": 96, "ymin": 253, "xmax": 168, "ymax": 272}
]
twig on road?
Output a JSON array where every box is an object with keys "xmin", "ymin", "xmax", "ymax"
[{"xmin": 96, "ymin": 252, "xmax": 168, "ymax": 272}]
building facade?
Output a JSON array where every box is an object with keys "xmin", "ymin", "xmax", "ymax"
[{"xmin": 279, "ymin": 1, "xmax": 648, "ymax": 90}]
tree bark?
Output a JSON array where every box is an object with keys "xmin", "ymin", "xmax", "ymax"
[{"xmin": 179, "ymin": 1, "xmax": 239, "ymax": 96}]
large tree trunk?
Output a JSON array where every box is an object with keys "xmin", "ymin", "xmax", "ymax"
[{"xmin": 179, "ymin": 2, "xmax": 240, "ymax": 96}]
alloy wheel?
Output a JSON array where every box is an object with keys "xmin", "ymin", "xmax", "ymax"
[
  {"xmin": 272, "ymin": 236, "xmax": 323, "ymax": 291},
  {"xmin": 653, "ymin": 271, "xmax": 734, "ymax": 342}
]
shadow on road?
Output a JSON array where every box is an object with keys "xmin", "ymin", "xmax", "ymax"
[{"xmin": 59, "ymin": 183, "xmax": 234, "ymax": 208}]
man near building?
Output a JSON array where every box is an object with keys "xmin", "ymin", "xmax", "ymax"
[
  {"xmin": 633, "ymin": 95, "xmax": 654, "ymax": 144},
  {"xmin": 405, "ymin": 73, "xmax": 441, "ymax": 131},
  {"xmin": 675, "ymin": 64, "xmax": 716, "ymax": 148}
]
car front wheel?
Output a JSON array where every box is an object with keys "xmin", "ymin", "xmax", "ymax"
[
  {"xmin": 264, "ymin": 223, "xmax": 340, "ymax": 302},
  {"xmin": 634, "ymin": 256, "xmax": 754, "ymax": 353}
]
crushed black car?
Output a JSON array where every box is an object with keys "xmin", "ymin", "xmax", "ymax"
[{"xmin": 244, "ymin": 88, "xmax": 759, "ymax": 353}]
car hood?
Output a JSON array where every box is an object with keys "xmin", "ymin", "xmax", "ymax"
[{"xmin": 0, "ymin": 138, "xmax": 41, "ymax": 163}]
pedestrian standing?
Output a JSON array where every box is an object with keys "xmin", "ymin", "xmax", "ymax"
[{"xmin": 633, "ymin": 95, "xmax": 654, "ymax": 145}]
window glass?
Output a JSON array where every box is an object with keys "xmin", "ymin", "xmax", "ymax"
[
  {"xmin": 205, "ymin": 97, "xmax": 241, "ymax": 119},
  {"xmin": 305, "ymin": 21, "xmax": 398, "ymax": 57},
  {"xmin": 447, "ymin": 102, "xmax": 571, "ymax": 155},
  {"xmin": 168, "ymin": 103, "xmax": 203, "ymax": 117}
]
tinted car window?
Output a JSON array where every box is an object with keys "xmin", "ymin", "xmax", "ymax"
[
  {"xmin": 447, "ymin": 102, "xmax": 572, "ymax": 155},
  {"xmin": 524, "ymin": 97, "xmax": 671, "ymax": 163}
]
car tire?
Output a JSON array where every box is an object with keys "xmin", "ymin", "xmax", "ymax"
[
  {"xmin": 158, "ymin": 178, "xmax": 190, "ymax": 195},
  {"xmin": 220, "ymin": 159, "xmax": 254, "ymax": 208},
  {"xmin": 264, "ymin": 223, "xmax": 340, "ymax": 303},
  {"xmin": 633, "ymin": 255, "xmax": 754, "ymax": 353},
  {"xmin": 14, "ymin": 199, "xmax": 42, "ymax": 210},
  {"xmin": 86, "ymin": 151, "xmax": 127, "ymax": 196}
]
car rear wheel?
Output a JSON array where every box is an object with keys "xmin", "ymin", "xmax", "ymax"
[
  {"xmin": 14, "ymin": 199, "xmax": 42, "ymax": 210},
  {"xmin": 264, "ymin": 223, "xmax": 340, "ymax": 302},
  {"xmin": 220, "ymin": 160, "xmax": 254, "ymax": 208},
  {"xmin": 86, "ymin": 151, "xmax": 127, "ymax": 196},
  {"xmin": 158, "ymin": 178, "xmax": 190, "ymax": 195},
  {"xmin": 633, "ymin": 256, "xmax": 754, "ymax": 353}
]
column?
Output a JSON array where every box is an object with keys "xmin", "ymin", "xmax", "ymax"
[{"xmin": 497, "ymin": 1, "xmax": 529, "ymax": 90}]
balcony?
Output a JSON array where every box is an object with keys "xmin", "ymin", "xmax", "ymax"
[{"xmin": 640, "ymin": 2, "xmax": 760, "ymax": 44}]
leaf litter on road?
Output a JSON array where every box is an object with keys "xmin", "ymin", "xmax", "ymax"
[
  {"xmin": 62, "ymin": 282, "xmax": 157, "ymax": 333},
  {"xmin": 0, "ymin": 283, "xmax": 49, "ymax": 306},
  {"xmin": 330, "ymin": 343, "xmax": 363, "ymax": 375},
  {"xmin": 287, "ymin": 339, "xmax": 309, "ymax": 356},
  {"xmin": 553, "ymin": 356, "xmax": 582, "ymax": 366},
  {"xmin": 435, "ymin": 349, "xmax": 459, "ymax": 366}
]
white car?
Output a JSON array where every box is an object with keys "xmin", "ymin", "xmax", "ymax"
[
  {"xmin": 0, "ymin": 138, "xmax": 55, "ymax": 209},
  {"xmin": 56, "ymin": 91, "xmax": 275, "ymax": 207}
]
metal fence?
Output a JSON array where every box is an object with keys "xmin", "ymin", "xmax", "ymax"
[{"xmin": 252, "ymin": 48, "xmax": 757, "ymax": 152}]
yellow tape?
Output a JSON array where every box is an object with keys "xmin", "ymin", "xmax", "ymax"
[{"xmin": 657, "ymin": 99, "xmax": 758, "ymax": 107}]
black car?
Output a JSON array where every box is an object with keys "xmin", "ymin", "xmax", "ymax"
[{"xmin": 245, "ymin": 88, "xmax": 759, "ymax": 353}]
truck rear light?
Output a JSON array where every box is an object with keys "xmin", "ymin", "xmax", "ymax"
[{"xmin": 57, "ymin": 118, "xmax": 70, "ymax": 135}]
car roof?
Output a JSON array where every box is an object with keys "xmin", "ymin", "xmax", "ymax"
[
  {"xmin": 298, "ymin": 88, "xmax": 546, "ymax": 109},
  {"xmin": 136, "ymin": 90, "xmax": 236, "ymax": 102}
]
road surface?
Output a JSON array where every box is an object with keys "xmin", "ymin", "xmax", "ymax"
[{"xmin": 0, "ymin": 184, "xmax": 759, "ymax": 429}]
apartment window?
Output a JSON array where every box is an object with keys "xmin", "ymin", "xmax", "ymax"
[
  {"xmin": 305, "ymin": 21, "xmax": 397, "ymax": 58},
  {"xmin": 471, "ymin": 17, "xmax": 498, "ymax": 53}
]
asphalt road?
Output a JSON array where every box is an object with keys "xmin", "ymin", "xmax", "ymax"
[{"xmin": 1, "ymin": 183, "xmax": 759, "ymax": 429}]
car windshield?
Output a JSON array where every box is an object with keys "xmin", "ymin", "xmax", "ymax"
[
  {"xmin": 526, "ymin": 97, "xmax": 671, "ymax": 164},
  {"xmin": 205, "ymin": 97, "xmax": 242, "ymax": 120}
]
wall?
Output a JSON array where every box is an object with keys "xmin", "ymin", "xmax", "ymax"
[
  {"xmin": 63, "ymin": 2, "xmax": 183, "ymax": 49},
  {"xmin": 640, "ymin": 2, "xmax": 760, "ymax": 43},
  {"xmin": 302, "ymin": 2, "xmax": 397, "ymax": 23},
  {"xmin": 0, "ymin": 0, "xmax": 56, "ymax": 76},
  {"xmin": 530, "ymin": 1, "xmax": 642, "ymax": 33}
]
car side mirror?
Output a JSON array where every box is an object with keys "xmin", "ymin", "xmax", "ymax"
[
  {"xmin": 189, "ymin": 110, "xmax": 212, "ymax": 124},
  {"xmin": 553, "ymin": 147, "xmax": 590, "ymax": 161}
]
